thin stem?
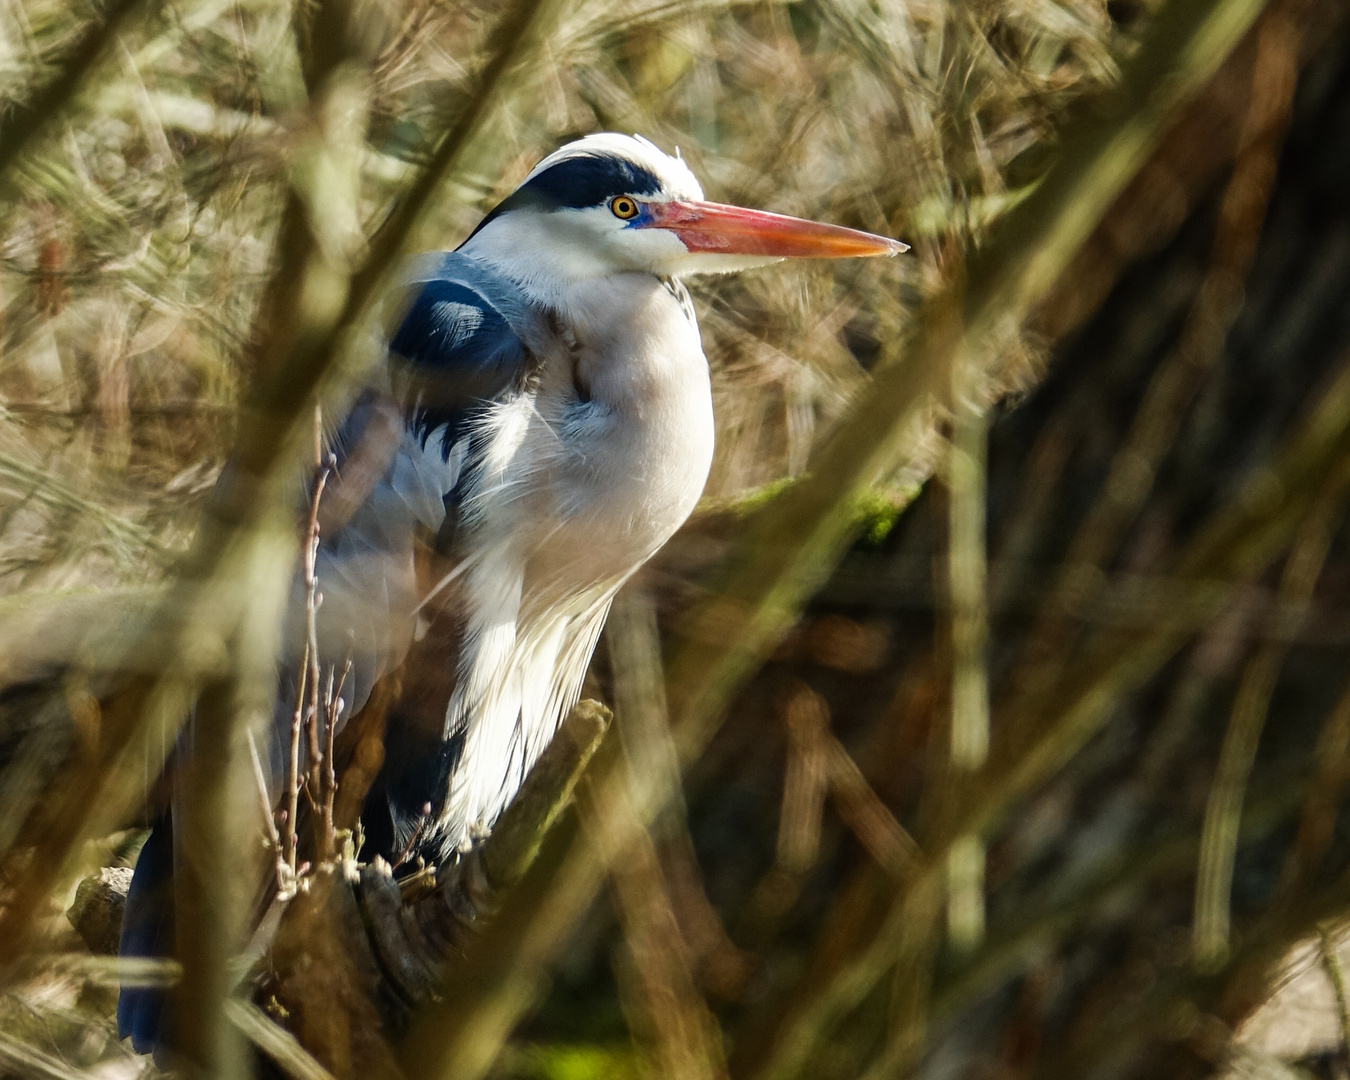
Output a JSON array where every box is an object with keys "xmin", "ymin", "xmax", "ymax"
[
  {"xmin": 1193, "ymin": 465, "xmax": 1350, "ymax": 969},
  {"xmin": 248, "ymin": 730, "xmax": 287, "ymax": 891},
  {"xmin": 286, "ymin": 646, "xmax": 307, "ymax": 882},
  {"xmin": 319, "ymin": 652, "xmax": 351, "ymax": 860},
  {"xmin": 946, "ymin": 383, "xmax": 990, "ymax": 953},
  {"xmin": 302, "ymin": 452, "xmax": 330, "ymax": 826}
]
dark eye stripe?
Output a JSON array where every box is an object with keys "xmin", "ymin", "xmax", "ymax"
[
  {"xmin": 521, "ymin": 154, "xmax": 662, "ymax": 208},
  {"xmin": 464, "ymin": 153, "xmax": 663, "ymax": 242}
]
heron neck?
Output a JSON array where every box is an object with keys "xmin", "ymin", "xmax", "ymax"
[{"xmin": 460, "ymin": 216, "xmax": 619, "ymax": 307}]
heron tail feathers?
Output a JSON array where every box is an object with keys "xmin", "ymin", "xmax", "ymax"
[{"xmin": 117, "ymin": 813, "xmax": 175, "ymax": 1054}]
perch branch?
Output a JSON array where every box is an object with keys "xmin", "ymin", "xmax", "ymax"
[{"xmin": 355, "ymin": 700, "xmax": 611, "ymax": 1014}]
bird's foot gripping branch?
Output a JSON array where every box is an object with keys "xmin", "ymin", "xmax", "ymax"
[
  {"xmin": 70, "ymin": 699, "xmax": 610, "ymax": 1079},
  {"xmin": 350, "ymin": 698, "xmax": 611, "ymax": 1020}
]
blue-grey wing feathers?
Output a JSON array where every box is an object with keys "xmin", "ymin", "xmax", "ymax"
[
  {"xmin": 393, "ymin": 254, "xmax": 539, "ymax": 460},
  {"xmin": 119, "ymin": 252, "xmax": 540, "ymax": 1049},
  {"xmin": 117, "ymin": 814, "xmax": 175, "ymax": 1055},
  {"xmin": 290, "ymin": 253, "xmax": 540, "ymax": 727}
]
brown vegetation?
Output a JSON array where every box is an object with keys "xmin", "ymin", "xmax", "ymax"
[{"xmin": 4, "ymin": 0, "xmax": 1350, "ymax": 1078}]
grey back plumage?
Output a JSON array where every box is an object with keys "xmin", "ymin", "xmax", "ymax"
[{"xmin": 289, "ymin": 240, "xmax": 714, "ymax": 859}]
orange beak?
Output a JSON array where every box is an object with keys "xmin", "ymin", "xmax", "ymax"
[{"xmin": 641, "ymin": 199, "xmax": 908, "ymax": 259}]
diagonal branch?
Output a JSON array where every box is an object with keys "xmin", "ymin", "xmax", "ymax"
[
  {"xmin": 662, "ymin": 0, "xmax": 1276, "ymax": 763},
  {"xmin": 392, "ymin": 1, "xmax": 1278, "ymax": 1076}
]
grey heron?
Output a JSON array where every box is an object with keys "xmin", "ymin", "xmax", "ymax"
[{"xmin": 118, "ymin": 132, "xmax": 906, "ymax": 1051}]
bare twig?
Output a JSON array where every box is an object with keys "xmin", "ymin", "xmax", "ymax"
[
  {"xmin": 775, "ymin": 684, "xmax": 829, "ymax": 877},
  {"xmin": 1194, "ymin": 461, "xmax": 1350, "ymax": 968},
  {"xmin": 822, "ymin": 733, "xmax": 922, "ymax": 880},
  {"xmin": 320, "ymin": 653, "xmax": 352, "ymax": 861},
  {"xmin": 250, "ymin": 730, "xmax": 294, "ymax": 900},
  {"xmin": 286, "ymin": 646, "xmax": 308, "ymax": 882},
  {"xmin": 303, "ymin": 455, "xmax": 331, "ymax": 822}
]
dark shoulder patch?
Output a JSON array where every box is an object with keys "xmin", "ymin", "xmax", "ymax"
[
  {"xmin": 464, "ymin": 152, "xmax": 663, "ymax": 241},
  {"xmin": 390, "ymin": 277, "xmax": 533, "ymax": 457}
]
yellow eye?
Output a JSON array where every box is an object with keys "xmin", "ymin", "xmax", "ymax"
[{"xmin": 610, "ymin": 196, "xmax": 639, "ymax": 220}]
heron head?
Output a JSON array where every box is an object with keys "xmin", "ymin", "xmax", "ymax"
[{"xmin": 459, "ymin": 133, "xmax": 907, "ymax": 289}]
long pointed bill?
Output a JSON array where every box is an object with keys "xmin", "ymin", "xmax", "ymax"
[{"xmin": 641, "ymin": 199, "xmax": 908, "ymax": 259}]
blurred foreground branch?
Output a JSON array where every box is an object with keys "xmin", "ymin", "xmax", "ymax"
[
  {"xmin": 395, "ymin": 0, "xmax": 1278, "ymax": 1076},
  {"xmin": 664, "ymin": 0, "xmax": 1275, "ymax": 763},
  {"xmin": 0, "ymin": 0, "xmax": 560, "ymax": 992},
  {"xmin": 60, "ymin": 700, "xmax": 609, "ymax": 1079}
]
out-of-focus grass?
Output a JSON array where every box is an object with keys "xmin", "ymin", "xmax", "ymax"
[{"xmin": 0, "ymin": 0, "xmax": 1123, "ymax": 598}]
